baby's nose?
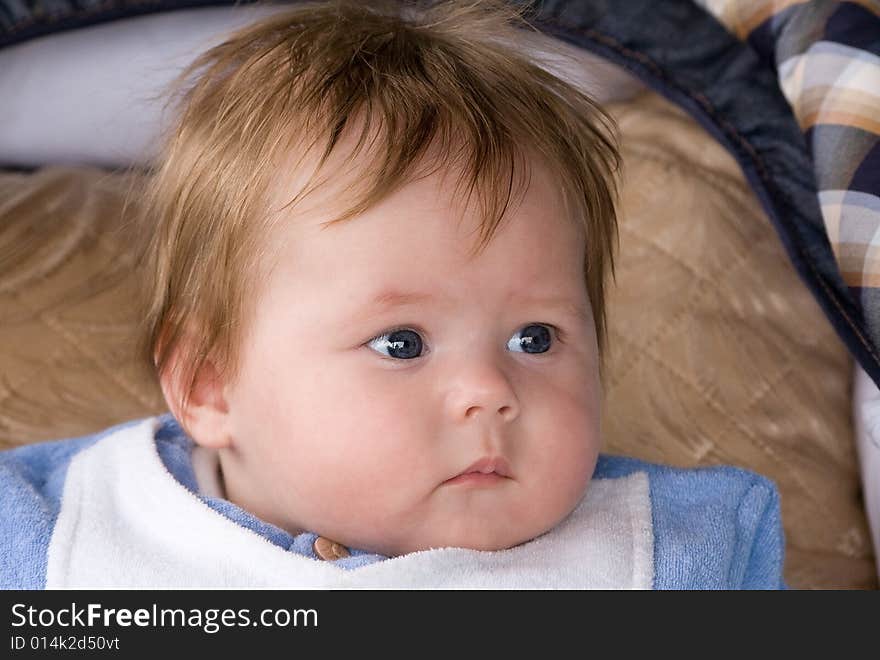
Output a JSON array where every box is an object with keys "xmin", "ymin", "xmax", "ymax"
[{"xmin": 445, "ymin": 360, "xmax": 520, "ymax": 424}]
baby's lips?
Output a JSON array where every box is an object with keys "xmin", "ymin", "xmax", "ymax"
[{"xmin": 450, "ymin": 455, "xmax": 512, "ymax": 480}]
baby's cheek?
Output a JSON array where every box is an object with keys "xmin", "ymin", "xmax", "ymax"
[
  {"xmin": 543, "ymin": 430, "xmax": 596, "ymax": 491},
  {"xmin": 532, "ymin": 385, "xmax": 599, "ymax": 502},
  {"xmin": 560, "ymin": 366, "xmax": 601, "ymax": 441},
  {"xmin": 325, "ymin": 400, "xmax": 424, "ymax": 485}
]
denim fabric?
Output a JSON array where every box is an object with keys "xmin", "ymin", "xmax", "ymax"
[
  {"xmin": 0, "ymin": 0, "xmax": 230, "ymax": 48},
  {"xmin": 2, "ymin": 0, "xmax": 875, "ymax": 387}
]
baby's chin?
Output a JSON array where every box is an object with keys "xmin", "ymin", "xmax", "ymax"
[
  {"xmin": 387, "ymin": 531, "xmax": 543, "ymax": 558},
  {"xmin": 369, "ymin": 487, "xmax": 593, "ymax": 557},
  {"xmin": 376, "ymin": 514, "xmax": 567, "ymax": 558}
]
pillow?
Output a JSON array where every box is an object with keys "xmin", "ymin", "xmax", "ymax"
[
  {"xmin": 0, "ymin": 88, "xmax": 874, "ymax": 588},
  {"xmin": 0, "ymin": 5, "xmax": 287, "ymax": 170},
  {"xmin": 853, "ymin": 364, "xmax": 880, "ymax": 578}
]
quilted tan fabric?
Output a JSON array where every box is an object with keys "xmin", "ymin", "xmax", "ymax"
[{"xmin": 0, "ymin": 89, "xmax": 875, "ymax": 588}]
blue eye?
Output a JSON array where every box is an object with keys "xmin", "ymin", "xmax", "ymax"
[
  {"xmin": 367, "ymin": 328, "xmax": 424, "ymax": 359},
  {"xmin": 507, "ymin": 324, "xmax": 553, "ymax": 354}
]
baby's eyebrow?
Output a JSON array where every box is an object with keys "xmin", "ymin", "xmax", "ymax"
[
  {"xmin": 346, "ymin": 289, "xmax": 437, "ymax": 324},
  {"xmin": 371, "ymin": 289, "xmax": 436, "ymax": 309},
  {"xmin": 353, "ymin": 288, "xmax": 590, "ymax": 322}
]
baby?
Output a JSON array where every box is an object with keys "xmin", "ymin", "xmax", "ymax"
[{"xmin": 0, "ymin": 0, "xmax": 785, "ymax": 588}]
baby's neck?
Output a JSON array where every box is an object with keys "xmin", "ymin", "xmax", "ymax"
[
  {"xmin": 191, "ymin": 444, "xmax": 311, "ymax": 539},
  {"xmin": 190, "ymin": 444, "xmax": 226, "ymax": 499}
]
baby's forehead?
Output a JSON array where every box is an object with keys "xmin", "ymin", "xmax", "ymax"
[
  {"xmin": 267, "ymin": 112, "xmax": 394, "ymax": 210},
  {"xmin": 271, "ymin": 135, "xmax": 563, "ymax": 227},
  {"xmin": 258, "ymin": 118, "xmax": 582, "ymax": 287},
  {"xmin": 260, "ymin": 188, "xmax": 585, "ymax": 315},
  {"xmin": 268, "ymin": 108, "xmax": 562, "ymax": 219}
]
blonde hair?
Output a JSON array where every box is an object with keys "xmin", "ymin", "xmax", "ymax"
[{"xmin": 135, "ymin": 0, "xmax": 621, "ymax": 413}]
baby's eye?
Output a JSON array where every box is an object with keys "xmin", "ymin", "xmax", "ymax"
[
  {"xmin": 507, "ymin": 324, "xmax": 554, "ymax": 354},
  {"xmin": 367, "ymin": 328, "xmax": 424, "ymax": 360}
]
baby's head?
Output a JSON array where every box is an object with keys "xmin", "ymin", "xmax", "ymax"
[{"xmin": 138, "ymin": 0, "xmax": 620, "ymax": 556}]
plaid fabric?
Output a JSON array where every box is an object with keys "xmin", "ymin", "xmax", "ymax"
[{"xmin": 696, "ymin": 0, "xmax": 880, "ymax": 338}]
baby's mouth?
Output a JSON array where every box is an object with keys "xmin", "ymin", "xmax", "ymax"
[{"xmin": 443, "ymin": 456, "xmax": 512, "ymax": 486}]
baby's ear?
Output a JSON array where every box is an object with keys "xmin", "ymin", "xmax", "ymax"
[{"xmin": 158, "ymin": 351, "xmax": 233, "ymax": 450}]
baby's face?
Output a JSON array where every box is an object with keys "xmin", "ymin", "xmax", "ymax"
[{"xmin": 218, "ymin": 157, "xmax": 602, "ymax": 557}]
